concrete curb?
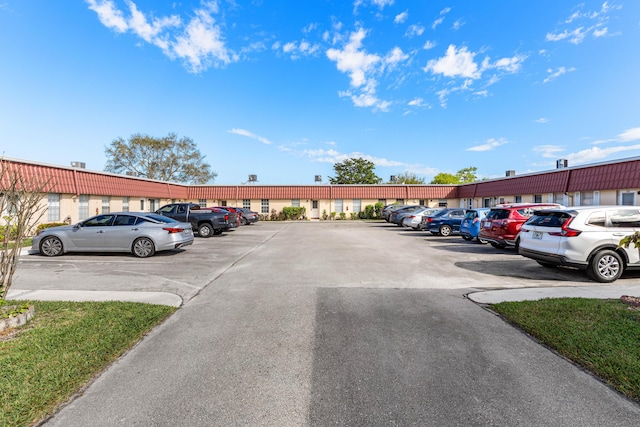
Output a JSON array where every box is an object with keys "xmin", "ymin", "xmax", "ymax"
[
  {"xmin": 6, "ymin": 289, "xmax": 183, "ymax": 307},
  {"xmin": 467, "ymin": 284, "xmax": 640, "ymax": 304}
]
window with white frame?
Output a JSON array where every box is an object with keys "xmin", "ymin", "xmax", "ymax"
[
  {"xmin": 581, "ymin": 191, "xmax": 594, "ymax": 206},
  {"xmin": 102, "ymin": 196, "xmax": 111, "ymax": 214},
  {"xmin": 292, "ymin": 199, "xmax": 300, "ymax": 207},
  {"xmin": 122, "ymin": 196, "xmax": 129, "ymax": 212},
  {"xmin": 335, "ymin": 199, "xmax": 343, "ymax": 213},
  {"xmin": 149, "ymin": 199, "xmax": 158, "ymax": 212},
  {"xmin": 261, "ymin": 199, "xmax": 269, "ymax": 214},
  {"xmin": 438, "ymin": 199, "xmax": 447, "ymax": 207},
  {"xmin": 79, "ymin": 195, "xmax": 89, "ymax": 220},
  {"xmin": 48, "ymin": 193, "xmax": 60, "ymax": 221},
  {"xmin": 553, "ymin": 193, "xmax": 566, "ymax": 205},
  {"xmin": 198, "ymin": 199, "xmax": 207, "ymax": 208},
  {"xmin": 515, "ymin": 195, "xmax": 522, "ymax": 203},
  {"xmin": 353, "ymin": 199, "xmax": 361, "ymax": 212},
  {"xmin": 243, "ymin": 199, "xmax": 251, "ymax": 209},
  {"xmin": 140, "ymin": 199, "xmax": 145, "ymax": 211},
  {"xmin": 534, "ymin": 194, "xmax": 542, "ymax": 203}
]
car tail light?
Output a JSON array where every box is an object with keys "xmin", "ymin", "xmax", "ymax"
[
  {"xmin": 549, "ymin": 217, "xmax": 581, "ymax": 237},
  {"xmin": 427, "ymin": 217, "xmax": 434, "ymax": 223},
  {"xmin": 163, "ymin": 227, "xmax": 184, "ymax": 234},
  {"xmin": 409, "ymin": 215, "xmax": 416, "ymax": 219},
  {"xmin": 224, "ymin": 214, "xmax": 229, "ymax": 221},
  {"xmin": 473, "ymin": 218, "xmax": 479, "ymax": 224}
]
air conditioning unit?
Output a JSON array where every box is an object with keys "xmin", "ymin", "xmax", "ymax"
[
  {"xmin": 505, "ymin": 170, "xmax": 516, "ymax": 177},
  {"xmin": 556, "ymin": 159, "xmax": 568, "ymax": 168},
  {"xmin": 70, "ymin": 162, "xmax": 86, "ymax": 169},
  {"xmin": 125, "ymin": 171, "xmax": 138, "ymax": 177},
  {"xmin": 390, "ymin": 175, "xmax": 398, "ymax": 182},
  {"xmin": 248, "ymin": 174, "xmax": 257, "ymax": 182},
  {"xmin": 314, "ymin": 175, "xmax": 322, "ymax": 182}
]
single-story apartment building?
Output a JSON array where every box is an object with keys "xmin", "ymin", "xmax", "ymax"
[{"xmin": 2, "ymin": 156, "xmax": 640, "ymax": 225}]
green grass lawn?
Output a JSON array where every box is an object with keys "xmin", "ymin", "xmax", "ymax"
[
  {"xmin": 0, "ymin": 301, "xmax": 175, "ymax": 427},
  {"xmin": 492, "ymin": 298, "xmax": 640, "ymax": 402}
]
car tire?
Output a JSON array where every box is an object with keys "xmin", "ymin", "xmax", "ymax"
[
  {"xmin": 439, "ymin": 225, "xmax": 452, "ymax": 236},
  {"xmin": 132, "ymin": 237, "xmax": 155, "ymax": 258},
  {"xmin": 490, "ymin": 242, "xmax": 506, "ymax": 249},
  {"xmin": 587, "ymin": 250, "xmax": 623, "ymax": 283},
  {"xmin": 213, "ymin": 229, "xmax": 223, "ymax": 235},
  {"xmin": 462, "ymin": 235, "xmax": 473, "ymax": 241},
  {"xmin": 40, "ymin": 236, "xmax": 63, "ymax": 257},
  {"xmin": 514, "ymin": 238, "xmax": 521, "ymax": 252},
  {"xmin": 198, "ymin": 223, "xmax": 213, "ymax": 238}
]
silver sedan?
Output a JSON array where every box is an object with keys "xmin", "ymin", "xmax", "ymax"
[{"xmin": 32, "ymin": 212, "xmax": 194, "ymax": 258}]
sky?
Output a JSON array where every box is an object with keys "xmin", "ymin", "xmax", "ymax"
[{"xmin": 1, "ymin": 1, "xmax": 639, "ymax": 185}]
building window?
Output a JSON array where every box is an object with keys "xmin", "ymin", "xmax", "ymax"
[
  {"xmin": 335, "ymin": 199, "xmax": 343, "ymax": 213},
  {"xmin": 534, "ymin": 194, "xmax": 542, "ymax": 203},
  {"xmin": 221, "ymin": 200, "xmax": 227, "ymax": 207},
  {"xmin": 312, "ymin": 200, "xmax": 319, "ymax": 209},
  {"xmin": 149, "ymin": 199, "xmax": 158, "ymax": 212},
  {"xmin": 78, "ymin": 195, "xmax": 89, "ymax": 220},
  {"xmin": 122, "ymin": 196, "xmax": 129, "ymax": 212},
  {"xmin": 140, "ymin": 199, "xmax": 145, "ymax": 211},
  {"xmin": 243, "ymin": 199, "xmax": 251, "ymax": 209},
  {"xmin": 499, "ymin": 197, "xmax": 505, "ymax": 204},
  {"xmin": 483, "ymin": 198, "xmax": 491, "ymax": 208},
  {"xmin": 353, "ymin": 199, "xmax": 361, "ymax": 212},
  {"xmin": 515, "ymin": 195, "xmax": 522, "ymax": 203},
  {"xmin": 48, "ymin": 193, "xmax": 60, "ymax": 222},
  {"xmin": 621, "ymin": 192, "xmax": 635, "ymax": 206},
  {"xmin": 292, "ymin": 199, "xmax": 300, "ymax": 207},
  {"xmin": 101, "ymin": 196, "xmax": 110, "ymax": 214},
  {"xmin": 438, "ymin": 199, "xmax": 448, "ymax": 207},
  {"xmin": 261, "ymin": 199, "xmax": 269, "ymax": 214},
  {"xmin": 198, "ymin": 199, "xmax": 207, "ymax": 208},
  {"xmin": 419, "ymin": 199, "xmax": 425, "ymax": 206}
]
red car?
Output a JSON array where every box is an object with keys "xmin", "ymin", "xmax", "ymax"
[{"xmin": 479, "ymin": 203, "xmax": 562, "ymax": 250}]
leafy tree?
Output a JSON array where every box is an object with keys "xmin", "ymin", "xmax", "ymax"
[
  {"xmin": 430, "ymin": 167, "xmax": 478, "ymax": 184},
  {"xmin": 430, "ymin": 172, "xmax": 460, "ymax": 184},
  {"xmin": 105, "ymin": 133, "xmax": 217, "ymax": 184},
  {"xmin": 457, "ymin": 166, "xmax": 478, "ymax": 183},
  {"xmin": 389, "ymin": 171, "xmax": 426, "ymax": 184},
  {"xmin": 329, "ymin": 158, "xmax": 382, "ymax": 184}
]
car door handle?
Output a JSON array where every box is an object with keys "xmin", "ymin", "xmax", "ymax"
[
  {"xmin": 97, "ymin": 230, "xmax": 105, "ymax": 234},
  {"xmin": 131, "ymin": 228, "xmax": 139, "ymax": 231}
]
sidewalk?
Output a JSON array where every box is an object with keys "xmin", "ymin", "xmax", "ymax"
[{"xmin": 467, "ymin": 284, "xmax": 640, "ymax": 304}]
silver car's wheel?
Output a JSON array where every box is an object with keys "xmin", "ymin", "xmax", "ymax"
[
  {"xmin": 132, "ymin": 237, "xmax": 155, "ymax": 258},
  {"xmin": 439, "ymin": 225, "xmax": 452, "ymax": 236},
  {"xmin": 588, "ymin": 250, "xmax": 623, "ymax": 283},
  {"xmin": 40, "ymin": 236, "xmax": 63, "ymax": 257}
]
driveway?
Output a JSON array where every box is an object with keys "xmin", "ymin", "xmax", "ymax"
[{"xmin": 16, "ymin": 221, "xmax": 640, "ymax": 426}]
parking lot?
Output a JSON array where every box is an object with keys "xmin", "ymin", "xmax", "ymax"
[{"xmin": 17, "ymin": 221, "xmax": 640, "ymax": 426}]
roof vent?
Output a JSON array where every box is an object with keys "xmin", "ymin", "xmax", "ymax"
[
  {"xmin": 314, "ymin": 175, "xmax": 322, "ymax": 182},
  {"xmin": 125, "ymin": 171, "xmax": 138, "ymax": 177},
  {"xmin": 556, "ymin": 159, "xmax": 568, "ymax": 169},
  {"xmin": 248, "ymin": 174, "xmax": 257, "ymax": 182},
  {"xmin": 505, "ymin": 170, "xmax": 516, "ymax": 177},
  {"xmin": 390, "ymin": 175, "xmax": 398, "ymax": 183},
  {"xmin": 70, "ymin": 161, "xmax": 86, "ymax": 169}
]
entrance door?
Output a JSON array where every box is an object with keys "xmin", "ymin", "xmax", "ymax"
[{"xmin": 311, "ymin": 200, "xmax": 319, "ymax": 219}]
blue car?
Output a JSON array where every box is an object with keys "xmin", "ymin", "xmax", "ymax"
[
  {"xmin": 459, "ymin": 208, "xmax": 490, "ymax": 243},
  {"xmin": 425, "ymin": 208, "xmax": 468, "ymax": 236}
]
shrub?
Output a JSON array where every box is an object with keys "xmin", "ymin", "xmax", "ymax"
[
  {"xmin": 282, "ymin": 206, "xmax": 307, "ymax": 220},
  {"xmin": 363, "ymin": 205, "xmax": 375, "ymax": 219},
  {"xmin": 374, "ymin": 202, "xmax": 384, "ymax": 218},
  {"xmin": 35, "ymin": 222, "xmax": 67, "ymax": 234},
  {"xmin": 330, "ymin": 212, "xmax": 336, "ymax": 220},
  {"xmin": 339, "ymin": 212, "xmax": 347, "ymax": 220},
  {"xmin": 0, "ymin": 224, "xmax": 19, "ymax": 240},
  {"xmin": 322, "ymin": 210, "xmax": 328, "ymax": 220},
  {"xmin": 350, "ymin": 213, "xmax": 358, "ymax": 220}
]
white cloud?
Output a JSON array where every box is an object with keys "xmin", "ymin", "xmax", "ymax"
[
  {"xmin": 424, "ymin": 45, "xmax": 480, "ymax": 79},
  {"xmin": 533, "ymin": 145, "xmax": 565, "ymax": 158},
  {"xmin": 86, "ymin": 0, "xmax": 128, "ymax": 32},
  {"xmin": 408, "ymin": 98, "xmax": 426, "ymax": 107},
  {"xmin": 535, "ymin": 118, "xmax": 550, "ymax": 123},
  {"xmin": 547, "ymin": 2, "xmax": 621, "ymax": 44},
  {"xmin": 405, "ymin": 24, "xmax": 424, "ymax": 38},
  {"xmin": 619, "ymin": 127, "xmax": 640, "ymax": 142},
  {"xmin": 302, "ymin": 148, "xmax": 403, "ymax": 167},
  {"xmin": 229, "ymin": 129, "xmax": 272, "ymax": 145},
  {"xmin": 566, "ymin": 144, "xmax": 640, "ymax": 165},
  {"xmin": 593, "ymin": 27, "xmax": 608, "ymax": 37},
  {"xmin": 467, "ymin": 138, "xmax": 507, "ymax": 152},
  {"xmin": 86, "ymin": 1, "xmax": 236, "ymax": 73},
  {"xmin": 452, "ymin": 19, "xmax": 464, "ymax": 31},
  {"xmin": 543, "ymin": 66, "xmax": 576, "ymax": 83},
  {"xmin": 326, "ymin": 28, "xmax": 380, "ymax": 87},
  {"xmin": 394, "ymin": 11, "xmax": 408, "ymax": 24},
  {"xmin": 432, "ymin": 7, "xmax": 450, "ymax": 30},
  {"xmin": 423, "ymin": 40, "xmax": 436, "ymax": 50}
]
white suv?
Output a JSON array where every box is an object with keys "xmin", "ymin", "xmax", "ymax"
[{"xmin": 518, "ymin": 206, "xmax": 640, "ymax": 283}]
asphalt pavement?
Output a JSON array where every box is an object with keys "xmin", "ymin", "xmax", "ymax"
[{"xmin": 8, "ymin": 222, "xmax": 640, "ymax": 426}]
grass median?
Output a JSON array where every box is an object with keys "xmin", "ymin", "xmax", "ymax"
[
  {"xmin": 0, "ymin": 300, "xmax": 175, "ymax": 427},
  {"xmin": 492, "ymin": 298, "xmax": 640, "ymax": 402}
]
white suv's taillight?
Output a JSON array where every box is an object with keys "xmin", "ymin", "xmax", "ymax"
[{"xmin": 549, "ymin": 217, "xmax": 581, "ymax": 237}]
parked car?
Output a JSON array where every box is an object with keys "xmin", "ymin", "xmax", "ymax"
[
  {"xmin": 389, "ymin": 205, "xmax": 425, "ymax": 226},
  {"xmin": 479, "ymin": 203, "xmax": 562, "ymax": 250},
  {"xmin": 425, "ymin": 208, "xmax": 468, "ymax": 236},
  {"xmin": 402, "ymin": 208, "xmax": 442, "ymax": 230},
  {"xmin": 32, "ymin": 212, "xmax": 194, "ymax": 258},
  {"xmin": 459, "ymin": 208, "xmax": 490, "ymax": 242},
  {"xmin": 234, "ymin": 207, "xmax": 259, "ymax": 225},
  {"xmin": 519, "ymin": 206, "xmax": 640, "ymax": 283},
  {"xmin": 207, "ymin": 207, "xmax": 240, "ymax": 228},
  {"xmin": 156, "ymin": 203, "xmax": 231, "ymax": 237},
  {"xmin": 382, "ymin": 204, "xmax": 408, "ymax": 222}
]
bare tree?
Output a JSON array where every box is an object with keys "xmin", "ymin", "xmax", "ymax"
[{"xmin": 0, "ymin": 160, "xmax": 49, "ymax": 300}]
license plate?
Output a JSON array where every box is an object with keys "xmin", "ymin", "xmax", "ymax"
[
  {"xmin": 483, "ymin": 221, "xmax": 491, "ymax": 228},
  {"xmin": 532, "ymin": 231, "xmax": 542, "ymax": 240},
  {"xmin": 184, "ymin": 229, "xmax": 192, "ymax": 235}
]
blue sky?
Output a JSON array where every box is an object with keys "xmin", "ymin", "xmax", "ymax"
[{"xmin": 1, "ymin": 1, "xmax": 639, "ymax": 184}]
